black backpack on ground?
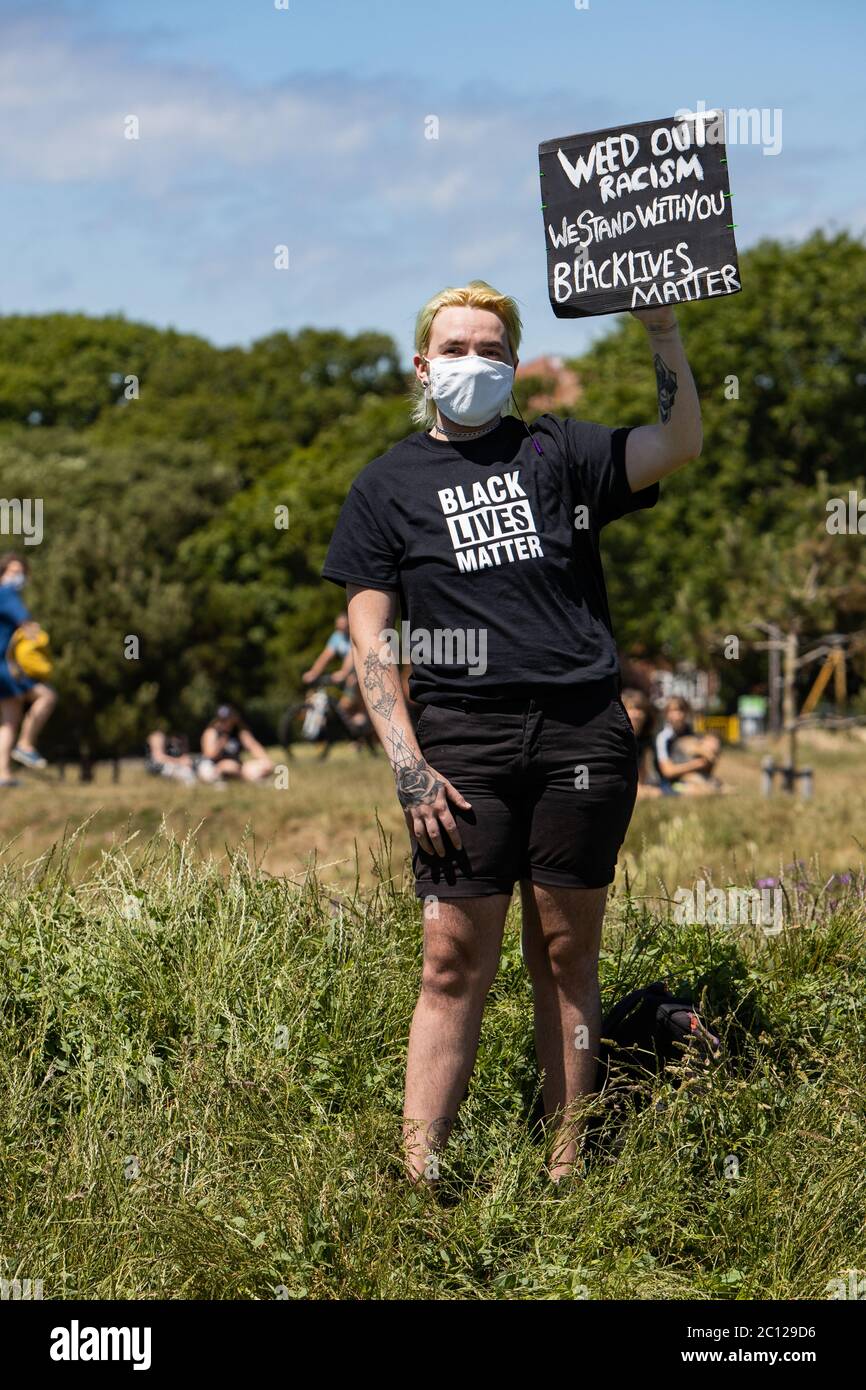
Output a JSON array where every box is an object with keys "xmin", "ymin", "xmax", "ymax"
[{"xmin": 595, "ymin": 979, "xmax": 721, "ymax": 1088}]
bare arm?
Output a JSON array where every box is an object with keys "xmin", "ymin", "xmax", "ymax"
[
  {"xmin": 333, "ymin": 651, "xmax": 355, "ymax": 683},
  {"xmin": 201, "ymin": 728, "xmax": 224, "ymax": 758},
  {"xmin": 302, "ymin": 644, "xmax": 336, "ymax": 683},
  {"xmin": 657, "ymin": 753, "xmax": 711, "ymax": 781},
  {"xmin": 346, "ymin": 584, "xmax": 471, "ymax": 855},
  {"xmin": 240, "ymin": 728, "xmax": 268, "ymax": 759},
  {"xmin": 625, "ymin": 306, "xmax": 703, "ymax": 491}
]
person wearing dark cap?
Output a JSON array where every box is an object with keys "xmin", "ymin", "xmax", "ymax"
[{"xmin": 198, "ymin": 704, "xmax": 273, "ymax": 784}]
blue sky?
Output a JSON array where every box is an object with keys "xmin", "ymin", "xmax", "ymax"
[{"xmin": 1, "ymin": 0, "xmax": 863, "ymax": 364}]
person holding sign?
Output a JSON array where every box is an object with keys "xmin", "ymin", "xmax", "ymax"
[{"xmin": 321, "ymin": 279, "xmax": 702, "ymax": 1185}]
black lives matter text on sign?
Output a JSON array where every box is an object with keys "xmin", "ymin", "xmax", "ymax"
[{"xmin": 539, "ymin": 110, "xmax": 741, "ymax": 318}]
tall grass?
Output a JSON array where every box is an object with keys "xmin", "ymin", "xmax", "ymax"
[{"xmin": 1, "ymin": 820, "xmax": 865, "ymax": 1300}]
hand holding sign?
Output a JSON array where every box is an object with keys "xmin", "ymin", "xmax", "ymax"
[
  {"xmin": 629, "ymin": 305, "xmax": 678, "ymax": 332},
  {"xmin": 539, "ymin": 110, "xmax": 741, "ymax": 317}
]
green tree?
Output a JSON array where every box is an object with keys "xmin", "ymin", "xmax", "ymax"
[{"xmin": 561, "ymin": 231, "xmax": 866, "ymax": 701}]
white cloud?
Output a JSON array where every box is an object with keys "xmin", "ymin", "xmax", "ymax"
[
  {"xmin": 1, "ymin": 5, "xmax": 862, "ymax": 355},
  {"xmin": 0, "ymin": 11, "xmax": 415, "ymax": 192}
]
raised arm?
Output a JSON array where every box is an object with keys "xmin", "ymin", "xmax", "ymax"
[
  {"xmin": 624, "ymin": 305, "xmax": 703, "ymax": 491},
  {"xmin": 201, "ymin": 726, "xmax": 224, "ymax": 758},
  {"xmin": 346, "ymin": 583, "xmax": 470, "ymax": 855}
]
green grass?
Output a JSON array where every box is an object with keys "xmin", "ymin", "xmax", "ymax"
[
  {"xmin": 2, "ymin": 735, "xmax": 865, "ymax": 895},
  {"xmin": 2, "ymin": 813, "xmax": 865, "ymax": 1300}
]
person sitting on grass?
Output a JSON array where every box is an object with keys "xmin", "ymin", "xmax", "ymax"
[
  {"xmin": 198, "ymin": 704, "xmax": 274, "ymax": 784},
  {"xmin": 654, "ymin": 695, "xmax": 722, "ymax": 796},
  {"xmin": 0, "ymin": 552, "xmax": 58, "ymax": 787},
  {"xmin": 621, "ymin": 686, "xmax": 663, "ymax": 799},
  {"xmin": 144, "ymin": 731, "xmax": 197, "ymax": 785}
]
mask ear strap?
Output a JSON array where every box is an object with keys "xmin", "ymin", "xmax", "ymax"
[{"xmin": 510, "ymin": 391, "xmax": 544, "ymax": 456}]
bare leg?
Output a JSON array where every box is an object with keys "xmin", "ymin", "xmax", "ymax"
[
  {"xmin": 519, "ymin": 880, "xmax": 608, "ymax": 1181},
  {"xmin": 0, "ymin": 696, "xmax": 24, "ymax": 780},
  {"xmin": 240, "ymin": 757, "xmax": 274, "ymax": 781},
  {"xmin": 17, "ymin": 683, "xmax": 57, "ymax": 753},
  {"xmin": 403, "ymin": 894, "xmax": 510, "ymax": 1184}
]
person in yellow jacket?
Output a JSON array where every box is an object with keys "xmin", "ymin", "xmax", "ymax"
[{"xmin": 0, "ymin": 554, "xmax": 57, "ymax": 785}]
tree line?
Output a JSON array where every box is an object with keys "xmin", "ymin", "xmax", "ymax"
[{"xmin": 0, "ymin": 230, "xmax": 863, "ymax": 760}]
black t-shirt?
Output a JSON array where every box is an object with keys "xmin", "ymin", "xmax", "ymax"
[{"xmin": 321, "ymin": 413, "xmax": 659, "ymax": 707}]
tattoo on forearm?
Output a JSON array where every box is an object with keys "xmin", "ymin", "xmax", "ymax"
[
  {"xmin": 653, "ymin": 352, "xmax": 678, "ymax": 424},
  {"xmin": 387, "ymin": 721, "xmax": 443, "ymax": 809},
  {"xmin": 362, "ymin": 648, "xmax": 398, "ymax": 718},
  {"xmin": 360, "ymin": 642, "xmax": 442, "ymax": 809}
]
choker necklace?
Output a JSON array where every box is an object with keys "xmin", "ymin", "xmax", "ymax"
[{"xmin": 429, "ymin": 415, "xmax": 503, "ymax": 443}]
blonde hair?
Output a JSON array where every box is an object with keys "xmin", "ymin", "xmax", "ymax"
[{"xmin": 410, "ymin": 279, "xmax": 523, "ymax": 427}]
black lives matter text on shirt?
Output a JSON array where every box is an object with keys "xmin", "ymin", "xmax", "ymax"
[
  {"xmin": 320, "ymin": 415, "xmax": 659, "ymax": 707},
  {"xmin": 539, "ymin": 109, "xmax": 741, "ymax": 318}
]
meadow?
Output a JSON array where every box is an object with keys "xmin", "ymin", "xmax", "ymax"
[{"xmin": 1, "ymin": 733, "xmax": 864, "ymax": 1300}]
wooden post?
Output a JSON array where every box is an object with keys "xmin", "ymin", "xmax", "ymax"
[
  {"xmin": 768, "ymin": 624, "xmax": 782, "ymax": 736},
  {"xmin": 761, "ymin": 755, "xmax": 774, "ymax": 796},
  {"xmin": 79, "ymin": 743, "xmax": 93, "ymax": 784},
  {"xmin": 783, "ymin": 629, "xmax": 798, "ymax": 782},
  {"xmin": 834, "ymin": 646, "xmax": 847, "ymax": 707}
]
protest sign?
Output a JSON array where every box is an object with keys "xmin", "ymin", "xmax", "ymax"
[{"xmin": 539, "ymin": 109, "xmax": 741, "ymax": 317}]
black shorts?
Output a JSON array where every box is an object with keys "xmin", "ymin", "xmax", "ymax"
[{"xmin": 410, "ymin": 678, "xmax": 638, "ymax": 900}]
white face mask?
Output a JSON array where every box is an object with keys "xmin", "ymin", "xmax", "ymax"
[{"xmin": 423, "ymin": 353, "xmax": 514, "ymax": 427}]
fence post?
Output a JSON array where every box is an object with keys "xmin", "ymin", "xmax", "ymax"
[{"xmin": 761, "ymin": 756, "xmax": 774, "ymax": 796}]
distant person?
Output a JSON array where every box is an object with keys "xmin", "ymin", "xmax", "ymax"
[
  {"xmin": 199, "ymin": 704, "xmax": 274, "ymax": 783},
  {"xmin": 144, "ymin": 731, "xmax": 197, "ymax": 785},
  {"xmin": 620, "ymin": 687, "xmax": 662, "ymax": 799},
  {"xmin": 302, "ymin": 612, "xmax": 367, "ymax": 732},
  {"xmin": 302, "ymin": 612, "xmax": 351, "ymax": 684},
  {"xmin": 654, "ymin": 695, "xmax": 722, "ymax": 795},
  {"xmin": 0, "ymin": 552, "xmax": 57, "ymax": 786}
]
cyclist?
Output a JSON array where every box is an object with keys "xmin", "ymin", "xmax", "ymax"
[{"xmin": 302, "ymin": 613, "xmax": 367, "ymax": 732}]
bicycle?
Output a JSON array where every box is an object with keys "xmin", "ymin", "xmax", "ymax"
[{"xmin": 278, "ymin": 674, "xmax": 379, "ymax": 760}]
